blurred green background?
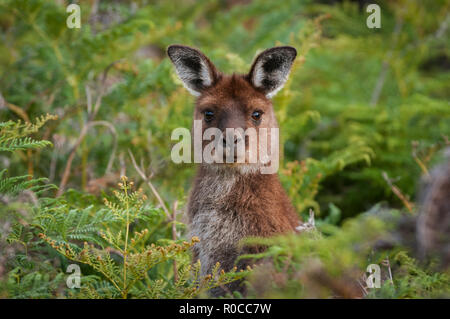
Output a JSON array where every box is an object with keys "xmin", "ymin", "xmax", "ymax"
[
  {"xmin": 1, "ymin": 0, "xmax": 449, "ymax": 221},
  {"xmin": 0, "ymin": 0, "xmax": 449, "ymax": 299}
]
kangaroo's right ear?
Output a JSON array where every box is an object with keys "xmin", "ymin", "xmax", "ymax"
[
  {"xmin": 247, "ymin": 46, "xmax": 297, "ymax": 98},
  {"xmin": 167, "ymin": 45, "xmax": 220, "ymax": 96}
]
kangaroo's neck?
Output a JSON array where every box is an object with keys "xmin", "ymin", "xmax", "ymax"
[
  {"xmin": 192, "ymin": 165, "xmax": 280, "ymax": 209},
  {"xmin": 198, "ymin": 164, "xmax": 277, "ymax": 187},
  {"xmin": 188, "ymin": 163, "xmax": 298, "ymax": 234}
]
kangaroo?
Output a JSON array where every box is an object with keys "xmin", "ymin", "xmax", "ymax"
[{"xmin": 167, "ymin": 45, "xmax": 299, "ymax": 295}]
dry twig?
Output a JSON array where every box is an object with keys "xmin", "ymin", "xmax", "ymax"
[
  {"xmin": 57, "ymin": 63, "xmax": 118, "ymax": 196},
  {"xmin": 382, "ymin": 171, "xmax": 414, "ymax": 213}
]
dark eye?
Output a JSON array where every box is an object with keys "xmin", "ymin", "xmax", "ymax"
[
  {"xmin": 251, "ymin": 110, "xmax": 263, "ymax": 121},
  {"xmin": 204, "ymin": 110, "xmax": 214, "ymax": 122}
]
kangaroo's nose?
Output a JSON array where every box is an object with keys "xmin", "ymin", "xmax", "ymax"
[{"xmin": 222, "ymin": 135, "xmax": 242, "ymax": 147}]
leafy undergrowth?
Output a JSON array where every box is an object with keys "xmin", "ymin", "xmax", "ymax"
[
  {"xmin": 243, "ymin": 211, "xmax": 449, "ymax": 298},
  {"xmin": 1, "ymin": 0, "xmax": 449, "ymax": 298}
]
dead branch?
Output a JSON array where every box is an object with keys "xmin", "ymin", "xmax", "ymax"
[
  {"xmin": 382, "ymin": 171, "xmax": 414, "ymax": 213},
  {"xmin": 57, "ymin": 62, "xmax": 118, "ymax": 196},
  {"xmin": 127, "ymin": 149, "xmax": 172, "ymax": 220}
]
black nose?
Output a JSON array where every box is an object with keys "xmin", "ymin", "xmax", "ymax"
[{"xmin": 222, "ymin": 136, "xmax": 241, "ymax": 147}]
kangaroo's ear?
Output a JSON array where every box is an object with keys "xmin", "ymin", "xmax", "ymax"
[
  {"xmin": 247, "ymin": 46, "xmax": 297, "ymax": 98},
  {"xmin": 167, "ymin": 45, "xmax": 220, "ymax": 96}
]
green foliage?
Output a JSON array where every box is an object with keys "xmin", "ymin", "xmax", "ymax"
[
  {"xmin": 241, "ymin": 212, "xmax": 387, "ymax": 298},
  {"xmin": 0, "ymin": 114, "xmax": 56, "ymax": 152},
  {"xmin": 5, "ymin": 267, "xmax": 65, "ymax": 299},
  {"xmin": 0, "ymin": 115, "xmax": 56, "ymax": 197},
  {"xmin": 1, "ymin": 0, "xmax": 449, "ymax": 299},
  {"xmin": 1, "ymin": 0, "xmax": 447, "ymax": 214},
  {"xmin": 1, "ymin": 174, "xmax": 247, "ymax": 298},
  {"xmin": 0, "ymin": 114, "xmax": 63, "ymax": 298},
  {"xmin": 243, "ymin": 211, "xmax": 449, "ymax": 299},
  {"xmin": 0, "ymin": 171, "xmax": 52, "ymax": 197},
  {"xmin": 37, "ymin": 176, "xmax": 246, "ymax": 298},
  {"xmin": 368, "ymin": 251, "xmax": 450, "ymax": 299}
]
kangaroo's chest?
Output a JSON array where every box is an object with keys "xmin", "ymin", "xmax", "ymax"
[
  {"xmin": 190, "ymin": 208, "xmax": 244, "ymax": 272},
  {"xmin": 188, "ymin": 174, "xmax": 251, "ymax": 273}
]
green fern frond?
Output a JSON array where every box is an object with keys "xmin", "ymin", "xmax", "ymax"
[{"xmin": 0, "ymin": 114, "xmax": 57, "ymax": 152}]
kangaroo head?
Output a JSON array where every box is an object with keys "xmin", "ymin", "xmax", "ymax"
[{"xmin": 167, "ymin": 45, "xmax": 297, "ymax": 174}]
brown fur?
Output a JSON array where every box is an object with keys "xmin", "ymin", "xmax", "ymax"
[{"xmin": 167, "ymin": 45, "xmax": 299, "ymax": 295}]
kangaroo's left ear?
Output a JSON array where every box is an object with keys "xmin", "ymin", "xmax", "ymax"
[{"xmin": 247, "ymin": 46, "xmax": 297, "ymax": 98}]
